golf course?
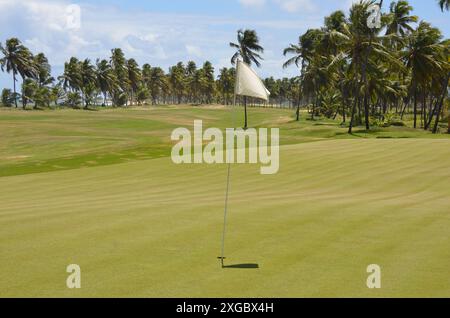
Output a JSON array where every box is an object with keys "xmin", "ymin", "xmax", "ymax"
[{"xmin": 1, "ymin": 105, "xmax": 449, "ymax": 298}]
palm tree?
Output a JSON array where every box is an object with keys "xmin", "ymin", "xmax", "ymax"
[
  {"xmin": 58, "ymin": 57, "xmax": 82, "ymax": 93},
  {"xmin": 96, "ymin": 59, "xmax": 117, "ymax": 106},
  {"xmin": 186, "ymin": 61, "xmax": 197, "ymax": 103},
  {"xmin": 386, "ymin": 1, "xmax": 418, "ymax": 36},
  {"xmin": 110, "ymin": 48, "xmax": 129, "ymax": 106},
  {"xmin": 0, "ymin": 38, "xmax": 37, "ymax": 107},
  {"xmin": 438, "ymin": 0, "xmax": 450, "ymax": 11},
  {"xmin": 403, "ymin": 22, "xmax": 444, "ymax": 128},
  {"xmin": 329, "ymin": 1, "xmax": 402, "ymax": 132},
  {"xmin": 230, "ymin": 29, "xmax": 264, "ymax": 67},
  {"xmin": 201, "ymin": 61, "xmax": 215, "ymax": 104},
  {"xmin": 126, "ymin": 58, "xmax": 141, "ymax": 106},
  {"xmin": 79, "ymin": 59, "xmax": 97, "ymax": 108},
  {"xmin": 169, "ymin": 62, "xmax": 186, "ymax": 104},
  {"xmin": 218, "ymin": 68, "xmax": 235, "ymax": 105},
  {"xmin": 148, "ymin": 67, "xmax": 167, "ymax": 105},
  {"xmin": 284, "ymin": 28, "xmax": 325, "ymax": 121},
  {"xmin": 230, "ymin": 29, "xmax": 264, "ymax": 129},
  {"xmin": 34, "ymin": 53, "xmax": 54, "ymax": 88}
]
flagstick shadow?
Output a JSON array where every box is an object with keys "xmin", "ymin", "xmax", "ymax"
[{"xmin": 223, "ymin": 263, "xmax": 259, "ymax": 269}]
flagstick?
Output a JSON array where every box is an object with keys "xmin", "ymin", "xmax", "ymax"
[{"xmin": 219, "ymin": 61, "xmax": 240, "ymax": 268}]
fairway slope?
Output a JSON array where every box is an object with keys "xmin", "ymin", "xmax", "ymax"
[{"xmin": 1, "ymin": 139, "xmax": 450, "ymax": 297}]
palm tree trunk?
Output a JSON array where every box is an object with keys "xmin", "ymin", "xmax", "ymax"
[
  {"xmin": 364, "ymin": 93, "xmax": 370, "ymax": 130},
  {"xmin": 13, "ymin": 72, "xmax": 18, "ymax": 108},
  {"xmin": 432, "ymin": 73, "xmax": 450, "ymax": 134},
  {"xmin": 348, "ymin": 96, "xmax": 358, "ymax": 134},
  {"xmin": 244, "ymin": 96, "xmax": 248, "ymax": 129},
  {"xmin": 413, "ymin": 88, "xmax": 418, "ymax": 129}
]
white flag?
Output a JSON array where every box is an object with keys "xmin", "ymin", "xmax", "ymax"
[{"xmin": 235, "ymin": 60, "xmax": 270, "ymax": 101}]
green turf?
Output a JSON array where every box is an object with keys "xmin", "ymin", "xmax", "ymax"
[{"xmin": 0, "ymin": 106, "xmax": 449, "ymax": 297}]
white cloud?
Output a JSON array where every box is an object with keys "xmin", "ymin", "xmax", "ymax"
[
  {"xmin": 186, "ymin": 45, "xmax": 203, "ymax": 58},
  {"xmin": 239, "ymin": 0, "xmax": 267, "ymax": 8},
  {"xmin": 274, "ymin": 0, "xmax": 316, "ymax": 13},
  {"xmin": 0, "ymin": 0, "xmax": 327, "ymax": 89}
]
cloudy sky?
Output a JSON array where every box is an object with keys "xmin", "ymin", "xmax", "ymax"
[{"xmin": 0, "ymin": 0, "xmax": 449, "ymax": 89}]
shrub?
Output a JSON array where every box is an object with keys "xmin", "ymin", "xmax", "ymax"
[{"xmin": 1, "ymin": 88, "xmax": 14, "ymax": 107}]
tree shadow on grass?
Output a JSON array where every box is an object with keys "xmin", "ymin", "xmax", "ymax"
[{"xmin": 223, "ymin": 263, "xmax": 259, "ymax": 269}]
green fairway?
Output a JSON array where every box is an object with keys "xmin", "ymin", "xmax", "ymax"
[{"xmin": 0, "ymin": 106, "xmax": 450, "ymax": 297}]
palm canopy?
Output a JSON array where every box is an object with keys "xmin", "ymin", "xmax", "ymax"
[
  {"xmin": 438, "ymin": 0, "xmax": 449, "ymax": 11},
  {"xmin": 0, "ymin": 38, "xmax": 37, "ymax": 80},
  {"xmin": 386, "ymin": 1, "xmax": 418, "ymax": 36},
  {"xmin": 403, "ymin": 21, "xmax": 445, "ymax": 85},
  {"xmin": 230, "ymin": 29, "xmax": 264, "ymax": 67},
  {"xmin": 283, "ymin": 28, "xmax": 322, "ymax": 70}
]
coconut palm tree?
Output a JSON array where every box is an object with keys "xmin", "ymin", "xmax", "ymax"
[
  {"xmin": 79, "ymin": 59, "xmax": 97, "ymax": 108},
  {"xmin": 230, "ymin": 29, "xmax": 264, "ymax": 67},
  {"xmin": 126, "ymin": 58, "xmax": 141, "ymax": 106},
  {"xmin": 110, "ymin": 48, "xmax": 129, "ymax": 106},
  {"xmin": 230, "ymin": 29, "xmax": 264, "ymax": 129},
  {"xmin": 0, "ymin": 38, "xmax": 37, "ymax": 107},
  {"xmin": 329, "ymin": 1, "xmax": 402, "ymax": 132},
  {"xmin": 386, "ymin": 1, "xmax": 418, "ymax": 36},
  {"xmin": 148, "ymin": 67, "xmax": 167, "ymax": 105},
  {"xmin": 403, "ymin": 22, "xmax": 444, "ymax": 128},
  {"xmin": 96, "ymin": 59, "xmax": 117, "ymax": 106},
  {"xmin": 218, "ymin": 68, "xmax": 235, "ymax": 105},
  {"xmin": 186, "ymin": 61, "xmax": 197, "ymax": 103},
  {"xmin": 34, "ymin": 53, "xmax": 54, "ymax": 88},
  {"xmin": 169, "ymin": 62, "xmax": 186, "ymax": 104},
  {"xmin": 59, "ymin": 57, "xmax": 82, "ymax": 93}
]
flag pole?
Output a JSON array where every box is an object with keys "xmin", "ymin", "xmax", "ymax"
[{"xmin": 219, "ymin": 60, "xmax": 240, "ymax": 268}]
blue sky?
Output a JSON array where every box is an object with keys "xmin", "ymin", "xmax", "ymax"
[{"xmin": 0, "ymin": 0, "xmax": 449, "ymax": 89}]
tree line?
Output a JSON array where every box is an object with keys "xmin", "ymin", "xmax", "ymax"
[
  {"xmin": 280, "ymin": 0, "xmax": 449, "ymax": 133},
  {"xmin": 0, "ymin": 41, "xmax": 299, "ymax": 111},
  {"xmin": 1, "ymin": 0, "xmax": 449, "ymax": 134}
]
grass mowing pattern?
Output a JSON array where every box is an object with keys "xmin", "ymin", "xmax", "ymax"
[{"xmin": 0, "ymin": 106, "xmax": 449, "ymax": 297}]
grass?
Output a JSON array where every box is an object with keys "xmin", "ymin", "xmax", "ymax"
[{"xmin": 0, "ymin": 105, "xmax": 449, "ymax": 297}]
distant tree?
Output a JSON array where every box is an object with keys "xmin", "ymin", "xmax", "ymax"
[
  {"xmin": 386, "ymin": 1, "xmax": 418, "ymax": 37},
  {"xmin": 403, "ymin": 22, "xmax": 444, "ymax": 128},
  {"xmin": 66, "ymin": 91, "xmax": 82, "ymax": 108},
  {"xmin": 79, "ymin": 59, "xmax": 97, "ymax": 108},
  {"xmin": 230, "ymin": 29, "xmax": 264, "ymax": 67},
  {"xmin": 126, "ymin": 58, "xmax": 141, "ymax": 105},
  {"xmin": 21, "ymin": 78, "xmax": 37, "ymax": 109},
  {"xmin": 0, "ymin": 38, "xmax": 37, "ymax": 107},
  {"xmin": 201, "ymin": 61, "xmax": 215, "ymax": 104},
  {"xmin": 169, "ymin": 62, "xmax": 186, "ymax": 104},
  {"xmin": 148, "ymin": 67, "xmax": 167, "ymax": 105},
  {"xmin": 217, "ymin": 68, "xmax": 235, "ymax": 105},
  {"xmin": 110, "ymin": 48, "xmax": 129, "ymax": 106},
  {"xmin": 136, "ymin": 85, "xmax": 150, "ymax": 105},
  {"xmin": 1, "ymin": 88, "xmax": 14, "ymax": 107},
  {"xmin": 230, "ymin": 29, "xmax": 264, "ymax": 129},
  {"xmin": 96, "ymin": 59, "xmax": 117, "ymax": 106},
  {"xmin": 59, "ymin": 57, "xmax": 82, "ymax": 93},
  {"xmin": 186, "ymin": 61, "xmax": 197, "ymax": 103},
  {"xmin": 34, "ymin": 53, "xmax": 54, "ymax": 87}
]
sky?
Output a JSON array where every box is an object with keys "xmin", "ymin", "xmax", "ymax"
[{"xmin": 0, "ymin": 0, "xmax": 449, "ymax": 89}]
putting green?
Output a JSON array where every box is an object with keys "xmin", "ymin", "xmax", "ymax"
[{"xmin": 1, "ymin": 138, "xmax": 449, "ymax": 297}]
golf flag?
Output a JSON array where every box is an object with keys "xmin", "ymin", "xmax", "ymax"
[{"xmin": 235, "ymin": 60, "xmax": 270, "ymax": 101}]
